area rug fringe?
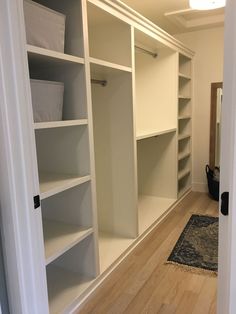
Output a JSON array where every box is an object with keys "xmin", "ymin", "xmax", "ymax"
[{"xmin": 165, "ymin": 261, "xmax": 217, "ymax": 277}]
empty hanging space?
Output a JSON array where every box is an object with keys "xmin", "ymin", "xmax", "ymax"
[
  {"xmin": 90, "ymin": 63, "xmax": 137, "ymax": 272},
  {"xmin": 46, "ymin": 235, "xmax": 97, "ymax": 314},
  {"xmin": 135, "ymin": 30, "xmax": 178, "ymax": 140},
  {"xmin": 35, "ymin": 126, "xmax": 90, "ymax": 199},
  {"xmin": 137, "ymin": 132, "xmax": 177, "ymax": 234},
  {"xmin": 87, "ymin": 1, "xmax": 132, "ymax": 67}
]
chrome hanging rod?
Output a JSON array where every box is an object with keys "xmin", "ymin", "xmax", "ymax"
[
  {"xmin": 135, "ymin": 45, "xmax": 158, "ymax": 58},
  {"xmin": 91, "ymin": 79, "xmax": 107, "ymax": 86}
]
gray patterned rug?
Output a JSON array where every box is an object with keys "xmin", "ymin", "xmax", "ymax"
[{"xmin": 167, "ymin": 214, "xmax": 218, "ymax": 275}]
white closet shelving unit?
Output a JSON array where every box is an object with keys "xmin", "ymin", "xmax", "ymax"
[
  {"xmin": 178, "ymin": 53, "xmax": 192, "ymax": 197},
  {"xmin": 23, "ymin": 0, "xmax": 99, "ymax": 313},
  {"xmin": 17, "ymin": 0, "xmax": 194, "ymax": 312}
]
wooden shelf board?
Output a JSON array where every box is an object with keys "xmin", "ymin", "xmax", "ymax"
[
  {"xmin": 90, "ymin": 57, "xmax": 132, "ymax": 74},
  {"xmin": 178, "ymin": 116, "xmax": 191, "ymax": 120},
  {"xmin": 98, "ymin": 232, "xmax": 134, "ymax": 273},
  {"xmin": 34, "ymin": 119, "xmax": 88, "ymax": 130},
  {"xmin": 47, "ymin": 265, "xmax": 94, "ymax": 314},
  {"xmin": 27, "ymin": 44, "xmax": 84, "ymax": 65},
  {"xmin": 179, "ymin": 72, "xmax": 191, "ymax": 80},
  {"xmin": 178, "ymin": 169, "xmax": 191, "ymax": 180},
  {"xmin": 178, "ymin": 134, "xmax": 191, "ymax": 141},
  {"xmin": 136, "ymin": 128, "xmax": 177, "ymax": 141},
  {"xmin": 39, "ymin": 173, "xmax": 91, "ymax": 200},
  {"xmin": 178, "ymin": 152, "xmax": 191, "ymax": 161},
  {"xmin": 43, "ymin": 220, "xmax": 93, "ymax": 265},
  {"xmin": 138, "ymin": 195, "xmax": 176, "ymax": 234}
]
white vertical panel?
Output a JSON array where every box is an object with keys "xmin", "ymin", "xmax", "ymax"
[
  {"xmin": 218, "ymin": 0, "xmax": 236, "ymax": 313},
  {"xmin": 0, "ymin": 0, "xmax": 49, "ymax": 313}
]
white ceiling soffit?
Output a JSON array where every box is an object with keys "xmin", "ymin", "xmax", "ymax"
[{"xmin": 165, "ymin": 7, "xmax": 224, "ymax": 31}]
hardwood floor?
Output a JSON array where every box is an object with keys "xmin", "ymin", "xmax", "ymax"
[{"xmin": 78, "ymin": 192, "xmax": 219, "ymax": 314}]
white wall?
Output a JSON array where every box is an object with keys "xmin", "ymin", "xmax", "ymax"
[{"xmin": 175, "ymin": 27, "xmax": 224, "ymax": 192}]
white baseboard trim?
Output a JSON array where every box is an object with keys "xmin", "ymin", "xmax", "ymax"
[{"xmin": 192, "ymin": 182, "xmax": 208, "ymax": 193}]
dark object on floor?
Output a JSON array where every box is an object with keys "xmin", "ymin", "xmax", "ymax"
[
  {"xmin": 206, "ymin": 165, "xmax": 219, "ymax": 201},
  {"xmin": 167, "ymin": 214, "xmax": 218, "ymax": 275}
]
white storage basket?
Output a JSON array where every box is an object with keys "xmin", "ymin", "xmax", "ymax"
[
  {"xmin": 24, "ymin": 0, "xmax": 66, "ymax": 53},
  {"xmin": 30, "ymin": 79, "xmax": 64, "ymax": 122}
]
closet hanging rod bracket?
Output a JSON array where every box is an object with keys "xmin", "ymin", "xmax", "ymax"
[
  {"xmin": 91, "ymin": 79, "xmax": 107, "ymax": 87},
  {"xmin": 135, "ymin": 45, "xmax": 158, "ymax": 58}
]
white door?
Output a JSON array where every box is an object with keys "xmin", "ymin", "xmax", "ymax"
[{"xmin": 218, "ymin": 0, "xmax": 236, "ymax": 313}]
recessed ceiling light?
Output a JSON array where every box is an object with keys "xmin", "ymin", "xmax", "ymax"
[{"xmin": 189, "ymin": 0, "xmax": 226, "ymax": 10}]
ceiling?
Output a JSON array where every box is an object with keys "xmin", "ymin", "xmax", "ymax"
[{"xmin": 121, "ymin": 0, "xmax": 224, "ymax": 34}]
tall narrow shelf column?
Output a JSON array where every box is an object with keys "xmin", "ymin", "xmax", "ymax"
[
  {"xmin": 178, "ymin": 53, "xmax": 193, "ymax": 197},
  {"xmin": 23, "ymin": 0, "xmax": 99, "ymax": 313}
]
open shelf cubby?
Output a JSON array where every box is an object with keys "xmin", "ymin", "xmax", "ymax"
[
  {"xmin": 179, "ymin": 53, "xmax": 191, "ymax": 77},
  {"xmin": 179, "ymin": 76, "xmax": 191, "ymax": 99},
  {"xmin": 178, "ymin": 118, "xmax": 191, "ymax": 138},
  {"xmin": 35, "ymin": 126, "xmax": 90, "ymax": 199},
  {"xmin": 90, "ymin": 66, "xmax": 137, "ymax": 272},
  {"xmin": 41, "ymin": 181, "xmax": 94, "ymax": 265},
  {"xmin": 178, "ymin": 136, "xmax": 191, "ymax": 156},
  {"xmin": 178, "ymin": 173, "xmax": 191, "ymax": 197},
  {"xmin": 137, "ymin": 132, "xmax": 177, "ymax": 234},
  {"xmin": 178, "ymin": 156, "xmax": 191, "ymax": 178},
  {"xmin": 135, "ymin": 30, "xmax": 177, "ymax": 138},
  {"xmin": 178, "ymin": 98, "xmax": 191, "ymax": 117},
  {"xmin": 87, "ymin": 2, "xmax": 132, "ymax": 67},
  {"xmin": 46, "ymin": 235, "xmax": 97, "ymax": 314},
  {"xmin": 28, "ymin": 60, "xmax": 88, "ymax": 121},
  {"xmin": 29, "ymin": 0, "xmax": 85, "ymax": 58}
]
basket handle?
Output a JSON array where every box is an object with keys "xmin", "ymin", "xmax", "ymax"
[{"xmin": 206, "ymin": 164, "xmax": 210, "ymax": 174}]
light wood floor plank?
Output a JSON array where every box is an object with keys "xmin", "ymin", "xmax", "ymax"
[{"xmin": 78, "ymin": 192, "xmax": 218, "ymax": 314}]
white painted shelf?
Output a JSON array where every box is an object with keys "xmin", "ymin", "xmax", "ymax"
[
  {"xmin": 34, "ymin": 119, "xmax": 88, "ymax": 130},
  {"xmin": 178, "ymin": 95, "xmax": 191, "ymax": 100},
  {"xmin": 98, "ymin": 232, "xmax": 134, "ymax": 273},
  {"xmin": 178, "ymin": 151, "xmax": 191, "ymax": 161},
  {"xmin": 178, "ymin": 115, "xmax": 191, "ymax": 120},
  {"xmin": 47, "ymin": 265, "xmax": 94, "ymax": 314},
  {"xmin": 178, "ymin": 185, "xmax": 191, "ymax": 198},
  {"xmin": 90, "ymin": 57, "xmax": 132, "ymax": 74},
  {"xmin": 27, "ymin": 44, "xmax": 84, "ymax": 65},
  {"xmin": 138, "ymin": 195, "xmax": 176, "ymax": 234},
  {"xmin": 179, "ymin": 72, "xmax": 191, "ymax": 80},
  {"xmin": 178, "ymin": 168, "xmax": 191, "ymax": 180},
  {"xmin": 178, "ymin": 134, "xmax": 191, "ymax": 141},
  {"xmin": 39, "ymin": 173, "xmax": 91, "ymax": 200},
  {"xmin": 43, "ymin": 220, "xmax": 93, "ymax": 265},
  {"xmin": 136, "ymin": 128, "xmax": 176, "ymax": 141}
]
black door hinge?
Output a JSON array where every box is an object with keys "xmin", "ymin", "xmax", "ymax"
[
  {"xmin": 34, "ymin": 195, "xmax": 41, "ymax": 209},
  {"xmin": 221, "ymin": 192, "xmax": 229, "ymax": 216}
]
